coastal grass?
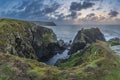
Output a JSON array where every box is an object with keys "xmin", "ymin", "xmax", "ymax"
[
  {"xmin": 57, "ymin": 41, "xmax": 120, "ymax": 80},
  {"xmin": 108, "ymin": 42, "xmax": 120, "ymax": 46}
]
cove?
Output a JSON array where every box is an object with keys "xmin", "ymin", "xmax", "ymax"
[{"xmin": 46, "ymin": 49, "xmax": 70, "ymax": 66}]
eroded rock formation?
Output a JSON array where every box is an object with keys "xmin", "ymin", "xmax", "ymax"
[{"xmin": 68, "ymin": 28, "xmax": 105, "ymax": 54}]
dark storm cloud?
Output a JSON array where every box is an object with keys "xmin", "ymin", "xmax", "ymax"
[
  {"xmin": 86, "ymin": 13, "xmax": 95, "ymax": 17},
  {"xmin": 83, "ymin": 13, "xmax": 101, "ymax": 21},
  {"xmin": 2, "ymin": 0, "xmax": 60, "ymax": 19},
  {"xmin": 67, "ymin": 11, "xmax": 77, "ymax": 19},
  {"xmin": 43, "ymin": 3, "xmax": 60, "ymax": 14},
  {"xmin": 108, "ymin": 11, "xmax": 119, "ymax": 17},
  {"xmin": 70, "ymin": 1, "xmax": 95, "ymax": 11}
]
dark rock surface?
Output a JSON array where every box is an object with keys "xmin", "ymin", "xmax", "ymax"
[
  {"xmin": 68, "ymin": 28, "xmax": 105, "ymax": 54},
  {"xmin": 31, "ymin": 26, "xmax": 57, "ymax": 61}
]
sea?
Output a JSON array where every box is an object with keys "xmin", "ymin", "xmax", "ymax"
[{"xmin": 44, "ymin": 25, "xmax": 120, "ymax": 65}]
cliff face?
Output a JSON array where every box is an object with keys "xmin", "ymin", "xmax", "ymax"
[
  {"xmin": 69, "ymin": 28, "xmax": 105, "ymax": 54},
  {"xmin": 0, "ymin": 18, "xmax": 57, "ymax": 61}
]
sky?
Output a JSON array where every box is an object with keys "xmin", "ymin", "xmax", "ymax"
[{"xmin": 0, "ymin": 0, "xmax": 120, "ymax": 25}]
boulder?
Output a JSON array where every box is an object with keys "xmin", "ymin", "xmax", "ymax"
[{"xmin": 68, "ymin": 28, "xmax": 105, "ymax": 54}]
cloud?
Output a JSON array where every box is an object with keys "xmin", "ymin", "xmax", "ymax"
[
  {"xmin": 15, "ymin": 1, "xmax": 29, "ymax": 10},
  {"xmin": 1, "ymin": 0, "xmax": 60, "ymax": 20},
  {"xmin": 80, "ymin": 13, "xmax": 106, "ymax": 23},
  {"xmin": 86, "ymin": 13, "xmax": 95, "ymax": 17},
  {"xmin": 108, "ymin": 10, "xmax": 119, "ymax": 17},
  {"xmin": 43, "ymin": 3, "xmax": 60, "ymax": 14},
  {"xmin": 67, "ymin": 11, "xmax": 77, "ymax": 19},
  {"xmin": 70, "ymin": 1, "xmax": 95, "ymax": 11}
]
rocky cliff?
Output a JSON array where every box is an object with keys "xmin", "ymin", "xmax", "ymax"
[
  {"xmin": 68, "ymin": 28, "xmax": 105, "ymax": 54},
  {"xmin": 0, "ymin": 18, "xmax": 57, "ymax": 61}
]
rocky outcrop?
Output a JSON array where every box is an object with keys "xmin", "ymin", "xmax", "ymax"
[
  {"xmin": 32, "ymin": 21, "xmax": 56, "ymax": 26},
  {"xmin": 0, "ymin": 18, "xmax": 57, "ymax": 61},
  {"xmin": 109, "ymin": 37, "xmax": 120, "ymax": 42},
  {"xmin": 68, "ymin": 28, "xmax": 105, "ymax": 54}
]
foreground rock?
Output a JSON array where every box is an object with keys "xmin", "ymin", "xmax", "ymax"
[
  {"xmin": 0, "ymin": 18, "xmax": 57, "ymax": 61},
  {"xmin": 68, "ymin": 28, "xmax": 105, "ymax": 54}
]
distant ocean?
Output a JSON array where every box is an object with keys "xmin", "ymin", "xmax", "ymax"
[{"xmin": 45, "ymin": 25, "xmax": 120, "ymax": 42}]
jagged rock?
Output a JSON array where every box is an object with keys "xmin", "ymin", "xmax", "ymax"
[
  {"xmin": 109, "ymin": 37, "xmax": 120, "ymax": 42},
  {"xmin": 68, "ymin": 28, "xmax": 105, "ymax": 54},
  {"xmin": 0, "ymin": 18, "xmax": 57, "ymax": 61},
  {"xmin": 32, "ymin": 26, "xmax": 58, "ymax": 61}
]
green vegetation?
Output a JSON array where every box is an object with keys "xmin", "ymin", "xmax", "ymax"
[
  {"xmin": 43, "ymin": 33, "xmax": 56, "ymax": 45},
  {"xmin": 107, "ymin": 42, "xmax": 120, "ymax": 46},
  {"xmin": 0, "ymin": 53, "xmax": 64, "ymax": 80},
  {"xmin": 58, "ymin": 41, "xmax": 120, "ymax": 80},
  {"xmin": 0, "ymin": 18, "xmax": 36, "ymax": 53}
]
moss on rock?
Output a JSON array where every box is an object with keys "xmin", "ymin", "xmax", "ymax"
[{"xmin": 0, "ymin": 18, "xmax": 57, "ymax": 61}]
